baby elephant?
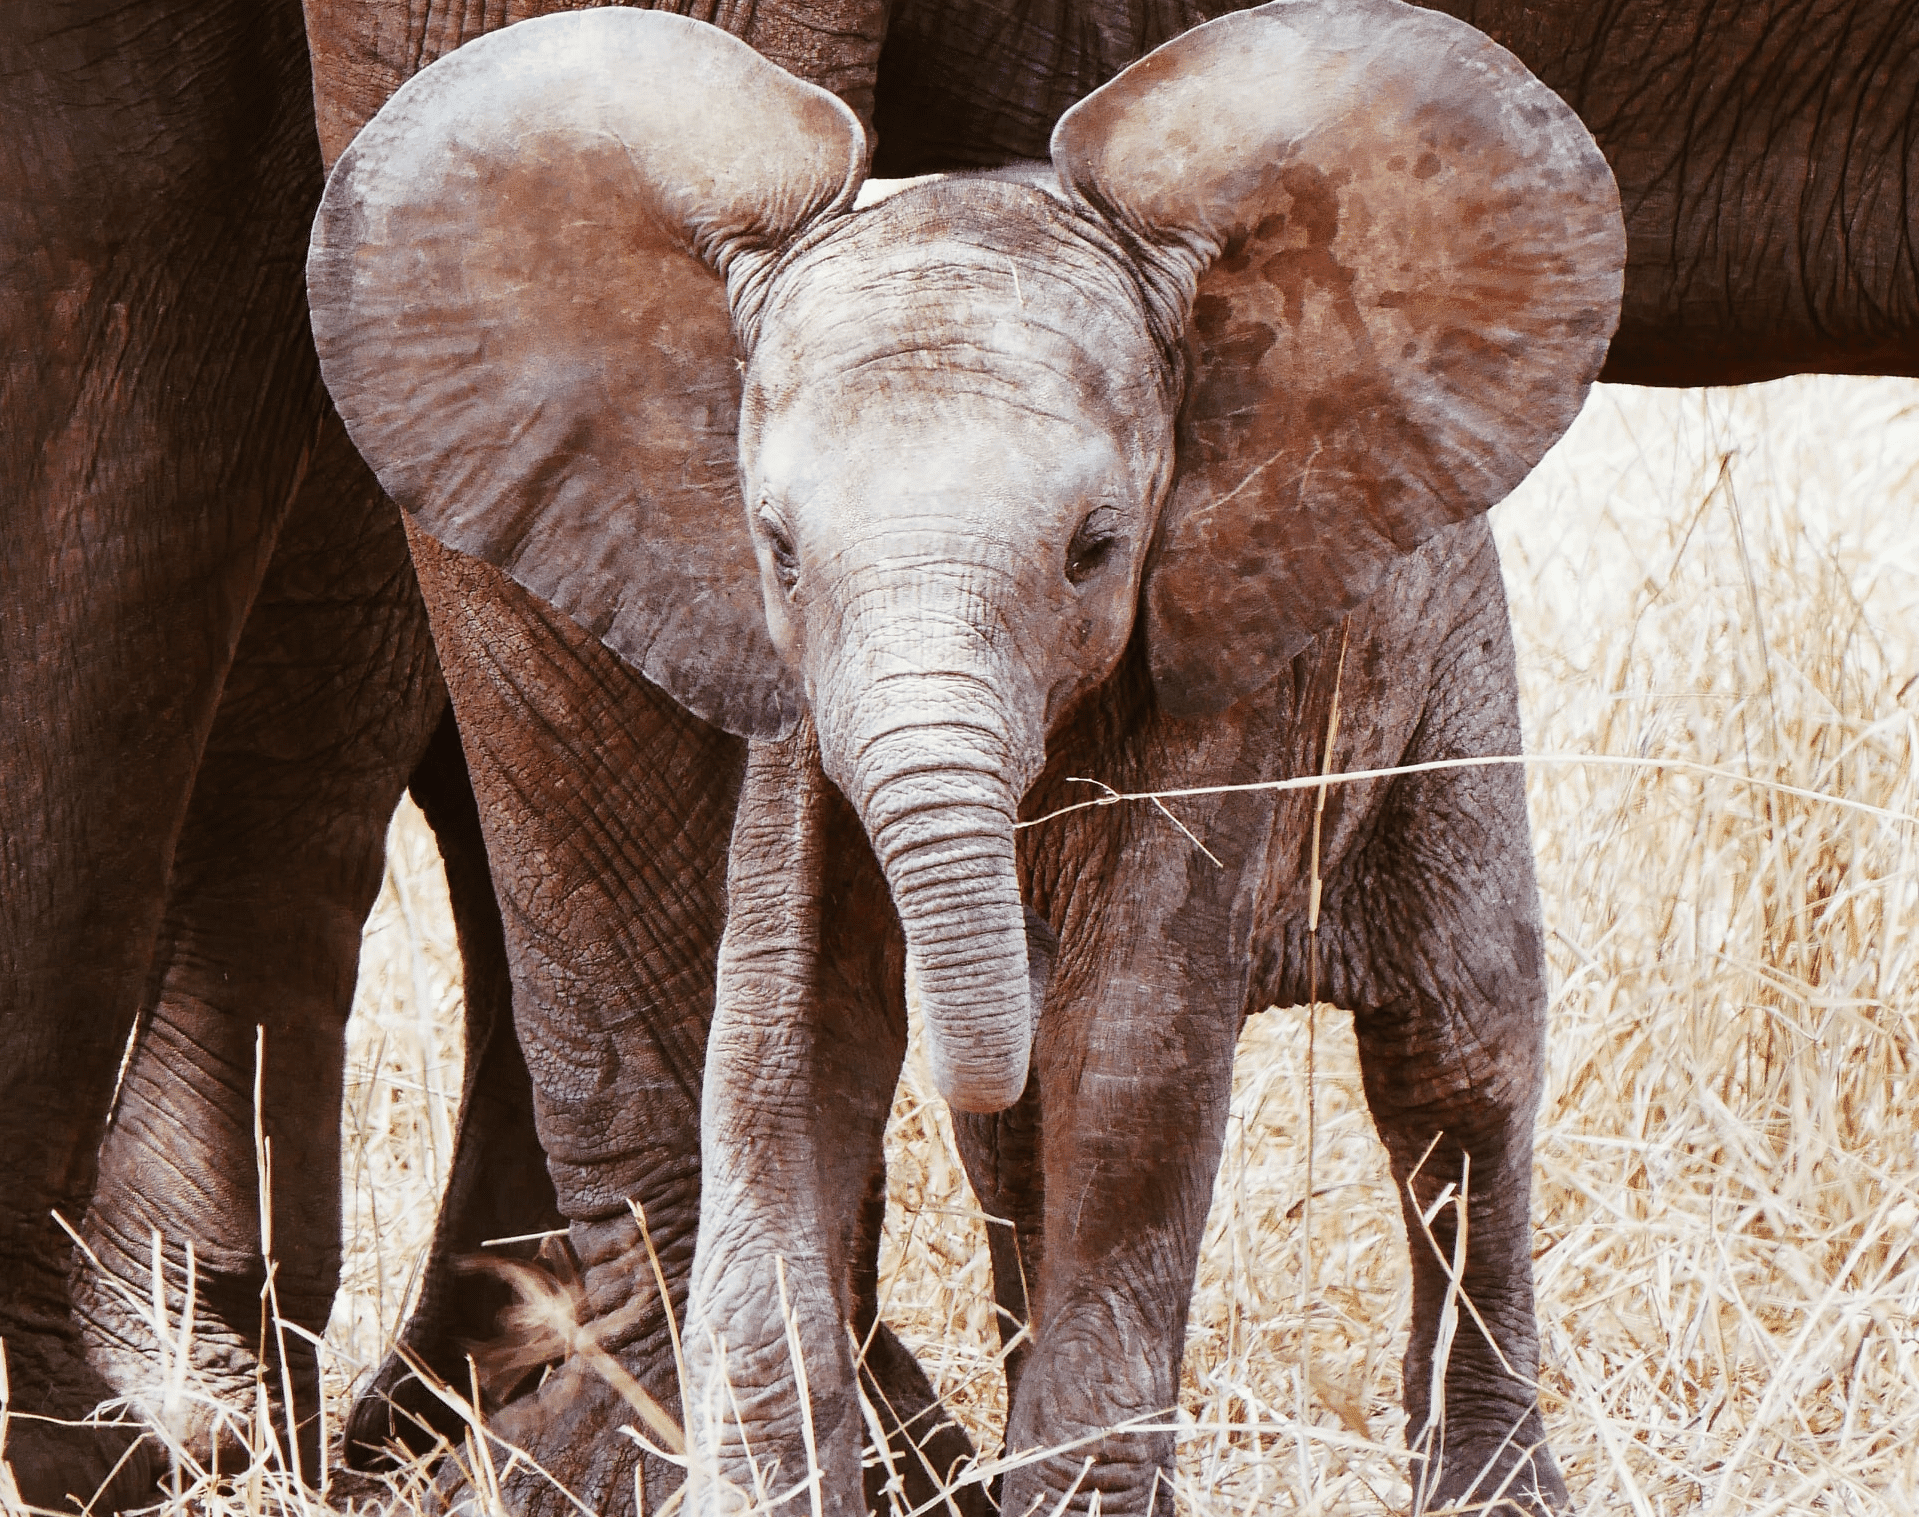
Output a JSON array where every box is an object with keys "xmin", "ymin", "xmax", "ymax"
[{"xmin": 311, "ymin": 3, "xmax": 1622, "ymax": 1513}]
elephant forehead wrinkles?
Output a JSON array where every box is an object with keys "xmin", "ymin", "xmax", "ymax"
[
  {"xmin": 830, "ymin": 539, "xmax": 1025, "ymax": 584},
  {"xmin": 752, "ymin": 178, "xmax": 1168, "ymax": 412},
  {"xmin": 758, "ymin": 277, "xmax": 1156, "ymax": 426},
  {"xmin": 755, "ymin": 406, "xmax": 1135, "ymax": 543},
  {"xmin": 786, "ymin": 355, "xmax": 1167, "ymax": 491}
]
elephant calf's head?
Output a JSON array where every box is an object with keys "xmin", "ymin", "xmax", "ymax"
[
  {"xmin": 741, "ymin": 177, "xmax": 1173, "ymax": 753},
  {"xmin": 307, "ymin": 1, "xmax": 1624, "ymax": 1112},
  {"xmin": 738, "ymin": 177, "xmax": 1177, "ymax": 1105}
]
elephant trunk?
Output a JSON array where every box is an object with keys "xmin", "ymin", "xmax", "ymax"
[{"xmin": 816, "ymin": 667, "xmax": 1039, "ymax": 1114}]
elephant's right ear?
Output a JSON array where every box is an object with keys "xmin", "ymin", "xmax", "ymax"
[{"xmin": 308, "ymin": 9, "xmax": 865, "ymax": 738}]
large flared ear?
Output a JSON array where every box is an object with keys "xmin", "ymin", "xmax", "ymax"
[
  {"xmin": 308, "ymin": 9, "xmax": 865, "ymax": 737},
  {"xmin": 1054, "ymin": 0, "xmax": 1624, "ymax": 717}
]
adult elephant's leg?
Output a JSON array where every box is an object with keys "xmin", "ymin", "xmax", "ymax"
[
  {"xmin": 74, "ymin": 419, "xmax": 445, "ymax": 1479},
  {"xmin": 1310, "ymin": 560, "xmax": 1563, "ymax": 1515},
  {"xmin": 1, "ymin": 1, "xmax": 331, "ymax": 1504},
  {"xmin": 344, "ymin": 710, "xmax": 564, "ymax": 1468},
  {"xmin": 405, "ymin": 533, "xmax": 744, "ymax": 1517},
  {"xmin": 687, "ymin": 724, "xmax": 980, "ymax": 1517},
  {"xmin": 408, "ymin": 542, "xmax": 975, "ymax": 1516}
]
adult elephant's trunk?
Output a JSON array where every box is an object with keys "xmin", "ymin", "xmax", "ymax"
[{"xmin": 815, "ymin": 661, "xmax": 1039, "ymax": 1114}]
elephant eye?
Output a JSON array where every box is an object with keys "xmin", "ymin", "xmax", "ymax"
[
  {"xmin": 758, "ymin": 505, "xmax": 800, "ymax": 594},
  {"xmin": 1066, "ymin": 506, "xmax": 1122, "ymax": 586}
]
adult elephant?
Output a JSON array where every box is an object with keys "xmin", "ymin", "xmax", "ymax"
[
  {"xmin": 301, "ymin": 2, "xmax": 1916, "ymax": 1514},
  {"xmin": 5, "ymin": 3, "xmax": 1027, "ymax": 1511},
  {"xmin": 877, "ymin": 0, "xmax": 1919, "ymax": 384},
  {"xmin": 1, "ymin": 4, "xmax": 563, "ymax": 1509},
  {"xmin": 4, "ymin": 2, "xmax": 987, "ymax": 1513},
  {"xmin": 301, "ymin": 7, "xmax": 1002, "ymax": 1514}
]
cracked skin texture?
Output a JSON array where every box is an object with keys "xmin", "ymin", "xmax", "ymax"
[
  {"xmin": 0, "ymin": 3, "xmax": 503, "ymax": 1507},
  {"xmin": 4, "ymin": 1, "xmax": 547, "ymax": 1507}
]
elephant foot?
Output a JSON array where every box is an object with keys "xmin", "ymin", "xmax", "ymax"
[
  {"xmin": 1418, "ymin": 1408, "xmax": 1569, "ymax": 1516},
  {"xmin": 70, "ymin": 1242, "xmax": 324, "ymax": 1482},
  {"xmin": 416, "ymin": 1235, "xmax": 987, "ymax": 1517},
  {"xmin": 433, "ymin": 1356, "xmax": 667, "ymax": 1517},
  {"xmin": 432, "ymin": 1342, "xmax": 989, "ymax": 1517},
  {"xmin": 409, "ymin": 1228, "xmax": 682, "ymax": 1517},
  {"xmin": 346, "ymin": 1344, "xmax": 490, "ymax": 1471},
  {"xmin": 1, "ymin": 1331, "xmax": 155, "ymax": 1514},
  {"xmin": 856, "ymin": 1324, "xmax": 993, "ymax": 1517},
  {"xmin": 345, "ymin": 1250, "xmax": 549, "ymax": 1470}
]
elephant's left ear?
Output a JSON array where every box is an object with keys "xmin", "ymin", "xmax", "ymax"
[
  {"xmin": 1054, "ymin": 0, "xmax": 1624, "ymax": 717},
  {"xmin": 308, "ymin": 9, "xmax": 866, "ymax": 738}
]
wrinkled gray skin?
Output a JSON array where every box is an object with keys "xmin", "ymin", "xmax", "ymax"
[
  {"xmin": 684, "ymin": 176, "xmax": 1557, "ymax": 1517},
  {"xmin": 303, "ymin": 5, "xmax": 1906, "ymax": 1512},
  {"xmin": 310, "ymin": 4, "xmax": 1622, "ymax": 1502},
  {"xmin": 876, "ymin": 0, "xmax": 1919, "ymax": 383},
  {"xmin": 302, "ymin": 6, "xmax": 992, "ymax": 1513},
  {"xmin": 739, "ymin": 186, "xmax": 1172, "ymax": 1113}
]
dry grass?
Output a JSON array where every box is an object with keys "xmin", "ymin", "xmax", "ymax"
[
  {"xmin": 1499, "ymin": 377, "xmax": 1919, "ymax": 1514},
  {"xmin": 330, "ymin": 794, "xmax": 469, "ymax": 1415},
  {"xmin": 16, "ymin": 375, "xmax": 1919, "ymax": 1514}
]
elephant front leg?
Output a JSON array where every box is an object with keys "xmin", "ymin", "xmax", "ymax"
[{"xmin": 686, "ymin": 724, "xmax": 957, "ymax": 1517}]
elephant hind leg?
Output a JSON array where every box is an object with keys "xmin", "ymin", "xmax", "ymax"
[
  {"xmin": 949, "ymin": 1073, "xmax": 1043, "ymax": 1419},
  {"xmin": 848, "ymin": 1160, "xmax": 992, "ymax": 1517},
  {"xmin": 1315, "ymin": 820, "xmax": 1563, "ymax": 1513},
  {"xmin": 401, "ymin": 538, "xmax": 737, "ymax": 1517},
  {"xmin": 858, "ymin": 1320, "xmax": 988, "ymax": 1517},
  {"xmin": 1304, "ymin": 588, "xmax": 1565, "ymax": 1515}
]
